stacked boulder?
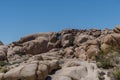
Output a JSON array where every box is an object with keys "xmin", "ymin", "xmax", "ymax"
[
  {"xmin": 101, "ymin": 26, "xmax": 120, "ymax": 53},
  {"xmin": 0, "ymin": 27, "xmax": 120, "ymax": 80},
  {"xmin": 0, "ymin": 60, "xmax": 59, "ymax": 80}
]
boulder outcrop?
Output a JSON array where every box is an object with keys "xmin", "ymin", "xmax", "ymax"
[{"xmin": 0, "ymin": 27, "xmax": 120, "ymax": 80}]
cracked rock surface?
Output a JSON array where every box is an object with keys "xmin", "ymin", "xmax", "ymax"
[{"xmin": 0, "ymin": 27, "xmax": 120, "ymax": 80}]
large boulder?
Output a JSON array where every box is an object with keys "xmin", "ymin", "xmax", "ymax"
[
  {"xmin": 3, "ymin": 62, "xmax": 38, "ymax": 80},
  {"xmin": 3, "ymin": 60, "xmax": 59, "ymax": 80},
  {"xmin": 18, "ymin": 32, "xmax": 54, "ymax": 43},
  {"xmin": 102, "ymin": 33, "xmax": 120, "ymax": 48},
  {"xmin": 23, "ymin": 37, "xmax": 49, "ymax": 55},
  {"xmin": 55, "ymin": 67, "xmax": 88, "ymax": 79},
  {"xmin": 74, "ymin": 39, "xmax": 100, "ymax": 60},
  {"xmin": 37, "ymin": 64, "xmax": 48, "ymax": 80},
  {"xmin": 10, "ymin": 32, "xmax": 60, "ymax": 55},
  {"xmin": 52, "ymin": 60, "xmax": 99, "ymax": 80}
]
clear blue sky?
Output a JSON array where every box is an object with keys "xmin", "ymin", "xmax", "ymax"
[{"xmin": 0, "ymin": 0, "xmax": 120, "ymax": 44}]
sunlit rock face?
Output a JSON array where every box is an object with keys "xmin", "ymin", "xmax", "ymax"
[{"xmin": 0, "ymin": 27, "xmax": 120, "ymax": 80}]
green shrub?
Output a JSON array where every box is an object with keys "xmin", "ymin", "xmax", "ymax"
[
  {"xmin": 0, "ymin": 67, "xmax": 9, "ymax": 73},
  {"xmin": 97, "ymin": 59, "xmax": 113, "ymax": 69},
  {"xmin": 113, "ymin": 68, "xmax": 120, "ymax": 80},
  {"xmin": 0, "ymin": 61, "xmax": 6, "ymax": 66},
  {"xmin": 95, "ymin": 49, "xmax": 115, "ymax": 69},
  {"xmin": 100, "ymin": 59, "xmax": 113, "ymax": 69},
  {"xmin": 0, "ymin": 61, "xmax": 10, "ymax": 66}
]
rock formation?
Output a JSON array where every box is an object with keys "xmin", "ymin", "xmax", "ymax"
[{"xmin": 0, "ymin": 26, "xmax": 120, "ymax": 80}]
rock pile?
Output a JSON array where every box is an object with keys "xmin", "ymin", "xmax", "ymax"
[{"xmin": 0, "ymin": 26, "xmax": 120, "ymax": 80}]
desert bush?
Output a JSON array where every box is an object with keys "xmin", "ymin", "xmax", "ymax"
[
  {"xmin": 0, "ymin": 61, "xmax": 10, "ymax": 66},
  {"xmin": 95, "ymin": 50, "xmax": 114, "ymax": 69},
  {"xmin": 113, "ymin": 68, "xmax": 120, "ymax": 80},
  {"xmin": 0, "ymin": 67, "xmax": 9, "ymax": 73},
  {"xmin": 98, "ymin": 59, "xmax": 113, "ymax": 69},
  {"xmin": 96, "ymin": 56, "xmax": 113, "ymax": 69}
]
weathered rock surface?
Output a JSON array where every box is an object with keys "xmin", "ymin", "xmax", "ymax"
[
  {"xmin": 0, "ymin": 27, "xmax": 120, "ymax": 80},
  {"xmin": 2, "ymin": 60, "xmax": 59, "ymax": 80},
  {"xmin": 51, "ymin": 59, "xmax": 99, "ymax": 80}
]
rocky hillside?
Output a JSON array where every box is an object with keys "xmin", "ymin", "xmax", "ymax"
[{"xmin": 0, "ymin": 26, "xmax": 120, "ymax": 80}]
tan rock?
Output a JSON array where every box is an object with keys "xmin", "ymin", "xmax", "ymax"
[
  {"xmin": 102, "ymin": 33, "xmax": 120, "ymax": 45},
  {"xmin": 75, "ymin": 47, "xmax": 86, "ymax": 60},
  {"xmin": 19, "ymin": 32, "xmax": 53, "ymax": 43},
  {"xmin": 54, "ymin": 60, "xmax": 99, "ymax": 80},
  {"xmin": 0, "ymin": 73, "xmax": 4, "ymax": 80},
  {"xmin": 86, "ymin": 39, "xmax": 100, "ymax": 46},
  {"xmin": 37, "ymin": 64, "xmax": 48, "ymax": 80},
  {"xmin": 113, "ymin": 26, "xmax": 120, "ymax": 33},
  {"xmin": 7, "ymin": 46, "xmax": 24, "ymax": 57},
  {"xmin": 55, "ymin": 66, "xmax": 87, "ymax": 79},
  {"xmin": 4, "ymin": 65, "xmax": 24, "ymax": 80},
  {"xmin": 39, "ymin": 60, "xmax": 59, "ymax": 73},
  {"xmin": 86, "ymin": 45, "xmax": 100, "ymax": 60},
  {"xmin": 19, "ymin": 63, "xmax": 37, "ymax": 80},
  {"xmin": 48, "ymin": 60, "xmax": 59, "ymax": 73},
  {"xmin": 64, "ymin": 47, "xmax": 74, "ymax": 57},
  {"xmin": 61, "ymin": 34, "xmax": 74, "ymax": 47},
  {"xmin": 74, "ymin": 34, "xmax": 94, "ymax": 46},
  {"xmin": 4, "ymin": 62, "xmax": 38, "ymax": 80},
  {"xmin": 3, "ymin": 59, "xmax": 59, "ymax": 80},
  {"xmin": 23, "ymin": 38, "xmax": 48, "ymax": 54},
  {"xmin": 62, "ymin": 59, "xmax": 81, "ymax": 68},
  {"xmin": 52, "ymin": 76, "xmax": 72, "ymax": 80}
]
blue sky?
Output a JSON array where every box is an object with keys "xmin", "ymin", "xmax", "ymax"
[{"xmin": 0, "ymin": 0, "xmax": 120, "ymax": 44}]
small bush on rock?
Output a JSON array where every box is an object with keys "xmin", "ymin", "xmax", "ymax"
[
  {"xmin": 0, "ymin": 61, "xmax": 10, "ymax": 66},
  {"xmin": 113, "ymin": 68, "xmax": 120, "ymax": 80},
  {"xmin": 95, "ymin": 50, "xmax": 114, "ymax": 69},
  {"xmin": 0, "ymin": 67, "xmax": 9, "ymax": 73},
  {"xmin": 98, "ymin": 59, "xmax": 113, "ymax": 69}
]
